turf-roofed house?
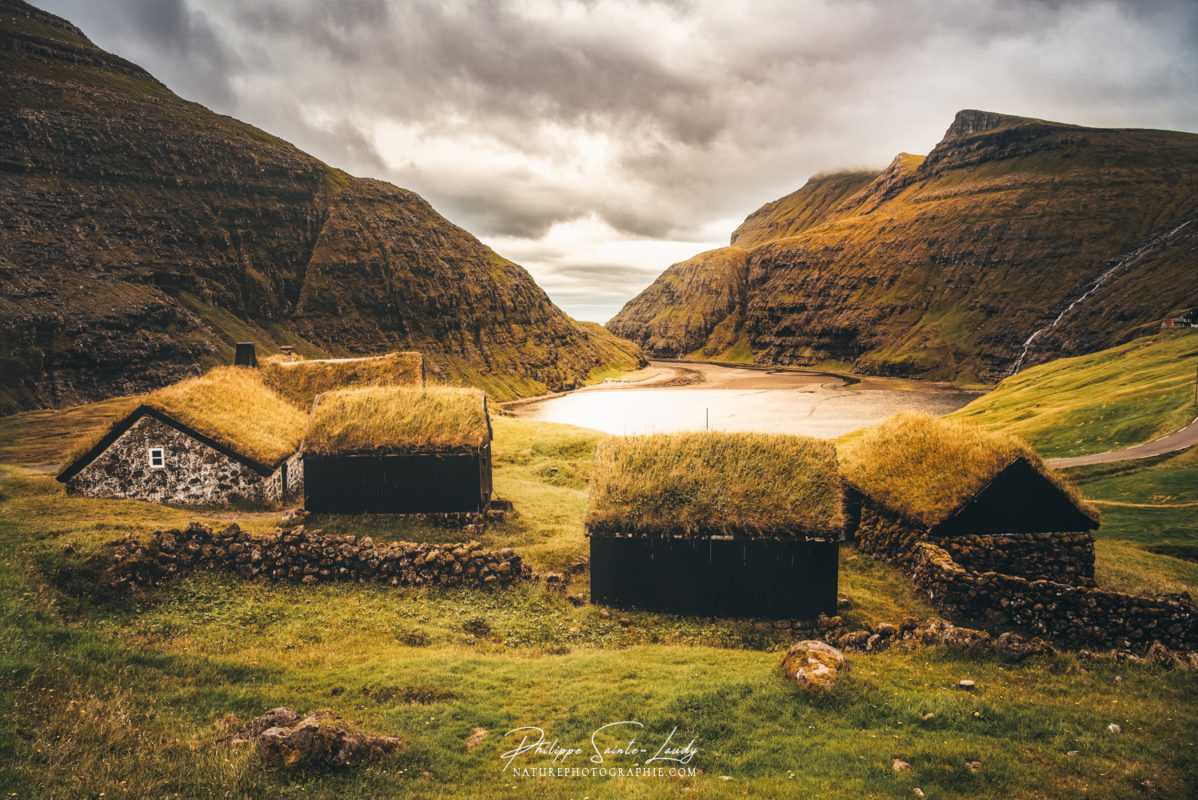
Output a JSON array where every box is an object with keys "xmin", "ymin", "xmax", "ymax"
[
  {"xmin": 57, "ymin": 368, "xmax": 307, "ymax": 505},
  {"xmin": 841, "ymin": 412, "xmax": 1099, "ymax": 585},
  {"xmin": 585, "ymin": 432, "xmax": 845, "ymax": 619},
  {"xmin": 259, "ymin": 350, "xmax": 426, "ymax": 409},
  {"xmin": 301, "ymin": 386, "xmax": 493, "ymax": 514}
]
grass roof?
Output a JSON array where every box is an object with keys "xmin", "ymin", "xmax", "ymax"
[
  {"xmin": 60, "ymin": 367, "xmax": 307, "ymax": 471},
  {"xmin": 260, "ymin": 351, "xmax": 424, "ymax": 409},
  {"xmin": 302, "ymin": 386, "xmax": 491, "ymax": 455},
  {"xmin": 142, "ymin": 367, "xmax": 307, "ymax": 467},
  {"xmin": 840, "ymin": 412, "xmax": 1097, "ymax": 528},
  {"xmin": 585, "ymin": 432, "xmax": 844, "ymax": 539}
]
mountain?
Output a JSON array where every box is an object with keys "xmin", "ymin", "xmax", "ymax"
[
  {"xmin": 608, "ymin": 110, "xmax": 1198, "ymax": 383},
  {"xmin": 0, "ymin": 0, "xmax": 642, "ymax": 414}
]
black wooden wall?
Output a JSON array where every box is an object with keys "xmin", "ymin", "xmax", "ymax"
[
  {"xmin": 303, "ymin": 444, "xmax": 491, "ymax": 513},
  {"xmin": 589, "ymin": 535, "xmax": 838, "ymax": 619}
]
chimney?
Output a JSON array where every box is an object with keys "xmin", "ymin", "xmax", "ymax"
[{"xmin": 234, "ymin": 342, "xmax": 257, "ymax": 367}]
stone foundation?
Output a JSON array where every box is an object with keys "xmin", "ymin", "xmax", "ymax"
[{"xmin": 107, "ymin": 522, "xmax": 529, "ymax": 592}]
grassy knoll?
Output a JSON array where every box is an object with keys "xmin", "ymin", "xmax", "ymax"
[
  {"xmin": 949, "ymin": 330, "xmax": 1198, "ymax": 458},
  {"xmin": 1, "ymin": 413, "xmax": 1196, "ymax": 798}
]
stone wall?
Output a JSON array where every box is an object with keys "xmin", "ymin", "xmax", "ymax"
[
  {"xmin": 854, "ymin": 499, "xmax": 1094, "ymax": 586},
  {"xmin": 907, "ymin": 541, "xmax": 1197, "ymax": 651},
  {"xmin": 68, "ymin": 415, "xmax": 270, "ymax": 505},
  {"xmin": 941, "ymin": 532, "xmax": 1095, "ymax": 586},
  {"xmin": 851, "ymin": 502, "xmax": 926, "ymax": 564},
  {"xmin": 107, "ymin": 522, "xmax": 529, "ymax": 592},
  {"xmin": 850, "ymin": 497, "xmax": 1194, "ymax": 651},
  {"xmin": 263, "ymin": 451, "xmax": 304, "ymax": 503}
]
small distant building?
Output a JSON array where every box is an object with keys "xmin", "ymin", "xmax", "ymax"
[
  {"xmin": 585, "ymin": 432, "xmax": 844, "ymax": 619},
  {"xmin": 57, "ymin": 368, "xmax": 306, "ymax": 505},
  {"xmin": 259, "ymin": 351, "xmax": 425, "ymax": 408},
  {"xmin": 841, "ymin": 412, "xmax": 1099, "ymax": 584},
  {"xmin": 301, "ymin": 385, "xmax": 492, "ymax": 514},
  {"xmin": 1161, "ymin": 308, "xmax": 1198, "ymax": 330}
]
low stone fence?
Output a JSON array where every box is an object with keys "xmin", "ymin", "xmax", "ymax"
[
  {"xmin": 108, "ymin": 522, "xmax": 529, "ymax": 593},
  {"xmin": 941, "ymin": 531, "xmax": 1095, "ymax": 586},
  {"xmin": 908, "ymin": 541, "xmax": 1197, "ymax": 651}
]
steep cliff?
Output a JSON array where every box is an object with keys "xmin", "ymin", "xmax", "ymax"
[
  {"xmin": 609, "ymin": 110, "xmax": 1198, "ymax": 382},
  {"xmin": 0, "ymin": 0, "xmax": 641, "ymax": 413}
]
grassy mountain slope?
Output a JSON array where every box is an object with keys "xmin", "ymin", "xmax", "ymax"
[
  {"xmin": 609, "ymin": 110, "xmax": 1198, "ymax": 382},
  {"xmin": 0, "ymin": 0, "xmax": 641, "ymax": 413},
  {"xmin": 949, "ymin": 329, "xmax": 1198, "ymax": 458}
]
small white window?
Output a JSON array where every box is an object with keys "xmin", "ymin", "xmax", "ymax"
[{"xmin": 148, "ymin": 447, "xmax": 165, "ymax": 469}]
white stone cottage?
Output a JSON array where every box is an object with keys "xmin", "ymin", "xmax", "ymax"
[{"xmin": 57, "ymin": 368, "xmax": 306, "ymax": 505}]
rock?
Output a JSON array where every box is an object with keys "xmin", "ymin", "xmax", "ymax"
[
  {"xmin": 836, "ymin": 630, "xmax": 871, "ymax": 651},
  {"xmin": 892, "ymin": 758, "xmax": 910, "ymax": 772},
  {"xmin": 1145, "ymin": 642, "xmax": 1178, "ymax": 668},
  {"xmin": 464, "ymin": 727, "xmax": 489, "ymax": 753},
  {"xmin": 229, "ymin": 707, "xmax": 300, "ymax": 742},
  {"xmin": 996, "ymin": 631, "xmax": 1054, "ymax": 662},
  {"xmin": 617, "ymin": 617, "xmax": 632, "ymax": 627},
  {"xmin": 921, "ymin": 712, "xmax": 935, "ymax": 721},
  {"xmin": 913, "ymin": 789, "xmax": 925, "ymax": 798},
  {"xmin": 837, "ymin": 595, "xmax": 853, "ymax": 610},
  {"xmin": 566, "ymin": 593, "xmax": 586, "ymax": 607},
  {"xmin": 598, "ymin": 609, "xmax": 611, "ymax": 619},
  {"xmin": 940, "ymin": 625, "xmax": 994, "ymax": 656},
  {"xmin": 966, "ymin": 760, "xmax": 981, "ymax": 773},
  {"xmin": 957, "ymin": 680, "xmax": 976, "ymax": 691},
  {"xmin": 781, "ymin": 641, "xmax": 848, "ymax": 692},
  {"xmin": 252, "ymin": 709, "xmax": 404, "ymax": 769},
  {"xmin": 1106, "ymin": 723, "xmax": 1122, "ymax": 734},
  {"xmin": 719, "ymin": 775, "xmax": 733, "ymax": 782}
]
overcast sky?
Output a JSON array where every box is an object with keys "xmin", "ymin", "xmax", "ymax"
[{"xmin": 32, "ymin": 0, "xmax": 1198, "ymax": 322}]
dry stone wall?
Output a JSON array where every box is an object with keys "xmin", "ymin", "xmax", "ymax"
[
  {"xmin": 907, "ymin": 541, "xmax": 1197, "ymax": 651},
  {"xmin": 851, "ymin": 498, "xmax": 1195, "ymax": 651},
  {"xmin": 941, "ymin": 532, "xmax": 1095, "ymax": 586},
  {"xmin": 107, "ymin": 522, "xmax": 529, "ymax": 592}
]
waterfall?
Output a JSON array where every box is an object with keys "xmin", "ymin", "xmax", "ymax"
[{"xmin": 1007, "ymin": 219, "xmax": 1193, "ymax": 376}]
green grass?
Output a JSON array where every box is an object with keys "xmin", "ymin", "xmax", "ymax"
[
  {"xmin": 1063, "ymin": 445, "xmax": 1198, "ymax": 591},
  {"xmin": 1, "ymin": 409, "xmax": 1197, "ymax": 797},
  {"xmin": 950, "ymin": 330, "xmax": 1198, "ymax": 458}
]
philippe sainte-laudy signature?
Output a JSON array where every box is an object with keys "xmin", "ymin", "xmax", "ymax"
[{"xmin": 499, "ymin": 721, "xmax": 699, "ymax": 773}]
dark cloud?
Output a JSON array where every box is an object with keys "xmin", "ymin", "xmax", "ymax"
[{"xmin": 30, "ymin": 0, "xmax": 1198, "ymax": 321}]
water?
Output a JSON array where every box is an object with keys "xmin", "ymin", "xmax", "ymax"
[{"xmin": 509, "ymin": 363, "xmax": 978, "ymax": 438}]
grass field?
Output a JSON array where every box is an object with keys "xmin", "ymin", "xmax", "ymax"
[
  {"xmin": 1, "ymin": 406, "xmax": 1196, "ymax": 798},
  {"xmin": 949, "ymin": 329, "xmax": 1198, "ymax": 458}
]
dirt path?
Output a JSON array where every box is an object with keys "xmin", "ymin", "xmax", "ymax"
[
  {"xmin": 1047, "ymin": 416, "xmax": 1198, "ymax": 468},
  {"xmin": 1089, "ymin": 499, "xmax": 1198, "ymax": 509}
]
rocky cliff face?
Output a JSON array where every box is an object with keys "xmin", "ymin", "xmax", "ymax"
[
  {"xmin": 609, "ymin": 109, "xmax": 1198, "ymax": 382},
  {"xmin": 0, "ymin": 0, "xmax": 641, "ymax": 413}
]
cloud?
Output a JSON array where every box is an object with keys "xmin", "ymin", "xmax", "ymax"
[{"xmin": 31, "ymin": 0, "xmax": 1198, "ymax": 321}]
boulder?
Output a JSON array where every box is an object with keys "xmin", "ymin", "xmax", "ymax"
[
  {"xmin": 781, "ymin": 640, "xmax": 848, "ymax": 691},
  {"xmin": 230, "ymin": 708, "xmax": 404, "ymax": 769}
]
